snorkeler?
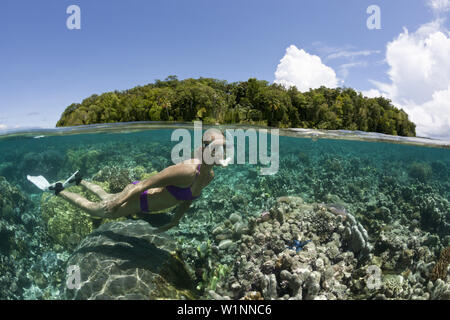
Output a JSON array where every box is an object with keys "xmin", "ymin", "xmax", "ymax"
[{"xmin": 27, "ymin": 129, "xmax": 230, "ymax": 233}]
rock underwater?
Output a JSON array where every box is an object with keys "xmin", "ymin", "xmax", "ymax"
[{"xmin": 64, "ymin": 219, "xmax": 197, "ymax": 300}]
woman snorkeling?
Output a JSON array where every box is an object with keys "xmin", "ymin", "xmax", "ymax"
[{"xmin": 27, "ymin": 129, "xmax": 229, "ymax": 233}]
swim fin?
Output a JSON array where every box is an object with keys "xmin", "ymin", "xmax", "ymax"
[
  {"xmin": 63, "ymin": 170, "xmax": 82, "ymax": 187},
  {"xmin": 27, "ymin": 175, "xmax": 64, "ymax": 195},
  {"xmin": 27, "ymin": 175, "xmax": 52, "ymax": 191}
]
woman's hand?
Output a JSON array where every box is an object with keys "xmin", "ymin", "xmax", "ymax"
[{"xmin": 154, "ymin": 201, "xmax": 192, "ymax": 233}]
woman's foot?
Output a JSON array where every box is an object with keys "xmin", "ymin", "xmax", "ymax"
[
  {"xmin": 65, "ymin": 170, "xmax": 82, "ymax": 186},
  {"xmin": 49, "ymin": 171, "xmax": 82, "ymax": 195},
  {"xmin": 49, "ymin": 182, "xmax": 64, "ymax": 195}
]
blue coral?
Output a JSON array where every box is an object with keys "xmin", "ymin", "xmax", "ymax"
[{"xmin": 287, "ymin": 239, "xmax": 311, "ymax": 253}]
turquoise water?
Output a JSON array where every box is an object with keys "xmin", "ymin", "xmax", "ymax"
[{"xmin": 0, "ymin": 124, "xmax": 449, "ymax": 300}]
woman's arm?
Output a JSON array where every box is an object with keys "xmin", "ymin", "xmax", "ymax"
[
  {"xmin": 154, "ymin": 200, "xmax": 192, "ymax": 233},
  {"xmin": 112, "ymin": 165, "xmax": 194, "ymax": 208}
]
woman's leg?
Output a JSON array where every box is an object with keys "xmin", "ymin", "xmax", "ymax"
[
  {"xmin": 79, "ymin": 180, "xmax": 111, "ymax": 200},
  {"xmin": 58, "ymin": 190, "xmax": 106, "ymax": 218},
  {"xmin": 58, "ymin": 184, "xmax": 139, "ymax": 219}
]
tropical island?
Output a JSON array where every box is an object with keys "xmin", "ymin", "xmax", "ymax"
[{"xmin": 57, "ymin": 76, "xmax": 416, "ymax": 137}]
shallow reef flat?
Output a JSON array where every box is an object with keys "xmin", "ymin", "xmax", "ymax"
[
  {"xmin": 0, "ymin": 126, "xmax": 448, "ymax": 300},
  {"xmin": 201, "ymin": 196, "xmax": 449, "ymax": 300}
]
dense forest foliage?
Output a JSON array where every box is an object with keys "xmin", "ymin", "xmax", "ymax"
[{"xmin": 56, "ymin": 76, "xmax": 416, "ymax": 136}]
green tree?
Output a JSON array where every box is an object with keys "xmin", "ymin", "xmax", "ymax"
[{"xmin": 56, "ymin": 76, "xmax": 416, "ymax": 137}]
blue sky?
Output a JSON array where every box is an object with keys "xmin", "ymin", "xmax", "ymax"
[{"xmin": 0, "ymin": 0, "xmax": 447, "ymax": 136}]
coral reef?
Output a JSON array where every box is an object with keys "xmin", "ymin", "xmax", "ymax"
[
  {"xmin": 209, "ymin": 196, "xmax": 359, "ymax": 300},
  {"xmin": 429, "ymin": 279, "xmax": 450, "ymax": 300},
  {"xmin": 430, "ymin": 246, "xmax": 450, "ymax": 281},
  {"xmin": 185, "ymin": 196, "xmax": 449, "ymax": 300},
  {"xmin": 64, "ymin": 220, "xmax": 197, "ymax": 300},
  {"xmin": 0, "ymin": 176, "xmax": 31, "ymax": 225},
  {"xmin": 40, "ymin": 169, "xmax": 155, "ymax": 251},
  {"xmin": 341, "ymin": 210, "xmax": 372, "ymax": 260},
  {"xmin": 0, "ymin": 177, "xmax": 51, "ymax": 299},
  {"xmin": 22, "ymin": 251, "xmax": 70, "ymax": 299},
  {"xmin": 92, "ymin": 166, "xmax": 133, "ymax": 193},
  {"xmin": 41, "ymin": 187, "xmax": 97, "ymax": 251},
  {"xmin": 408, "ymin": 162, "xmax": 433, "ymax": 182},
  {"xmin": 65, "ymin": 148, "xmax": 105, "ymax": 177},
  {"xmin": 0, "ymin": 126, "xmax": 449, "ymax": 300},
  {"xmin": 17, "ymin": 150, "xmax": 65, "ymax": 192},
  {"xmin": 91, "ymin": 165, "xmax": 157, "ymax": 193}
]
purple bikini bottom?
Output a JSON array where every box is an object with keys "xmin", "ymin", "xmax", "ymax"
[{"xmin": 132, "ymin": 181, "xmax": 149, "ymax": 213}]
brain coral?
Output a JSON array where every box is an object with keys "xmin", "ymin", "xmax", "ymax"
[
  {"xmin": 40, "ymin": 181, "xmax": 115, "ymax": 251},
  {"xmin": 41, "ymin": 189, "xmax": 95, "ymax": 251}
]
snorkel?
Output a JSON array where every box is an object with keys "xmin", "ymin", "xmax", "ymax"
[
  {"xmin": 216, "ymin": 144, "xmax": 232, "ymax": 167},
  {"xmin": 202, "ymin": 136, "xmax": 232, "ymax": 167}
]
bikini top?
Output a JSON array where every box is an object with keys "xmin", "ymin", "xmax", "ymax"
[{"xmin": 165, "ymin": 164, "xmax": 202, "ymax": 201}]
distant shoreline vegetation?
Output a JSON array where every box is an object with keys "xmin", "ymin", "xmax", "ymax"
[{"xmin": 56, "ymin": 76, "xmax": 416, "ymax": 137}]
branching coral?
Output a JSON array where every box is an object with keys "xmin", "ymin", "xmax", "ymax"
[
  {"xmin": 197, "ymin": 263, "xmax": 230, "ymax": 292},
  {"xmin": 430, "ymin": 246, "xmax": 450, "ymax": 281}
]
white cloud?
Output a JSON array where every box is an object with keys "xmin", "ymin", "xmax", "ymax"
[
  {"xmin": 361, "ymin": 89, "xmax": 384, "ymax": 98},
  {"xmin": 274, "ymin": 45, "xmax": 340, "ymax": 91},
  {"xmin": 428, "ymin": 0, "xmax": 450, "ymax": 13},
  {"xmin": 327, "ymin": 50, "xmax": 381, "ymax": 60},
  {"xmin": 339, "ymin": 61, "xmax": 367, "ymax": 79},
  {"xmin": 384, "ymin": 21, "xmax": 450, "ymax": 103},
  {"xmin": 371, "ymin": 20, "xmax": 450, "ymax": 139},
  {"xmin": 403, "ymin": 86, "xmax": 450, "ymax": 138},
  {"xmin": 0, "ymin": 124, "xmax": 7, "ymax": 130},
  {"xmin": 310, "ymin": 42, "xmax": 355, "ymax": 56}
]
